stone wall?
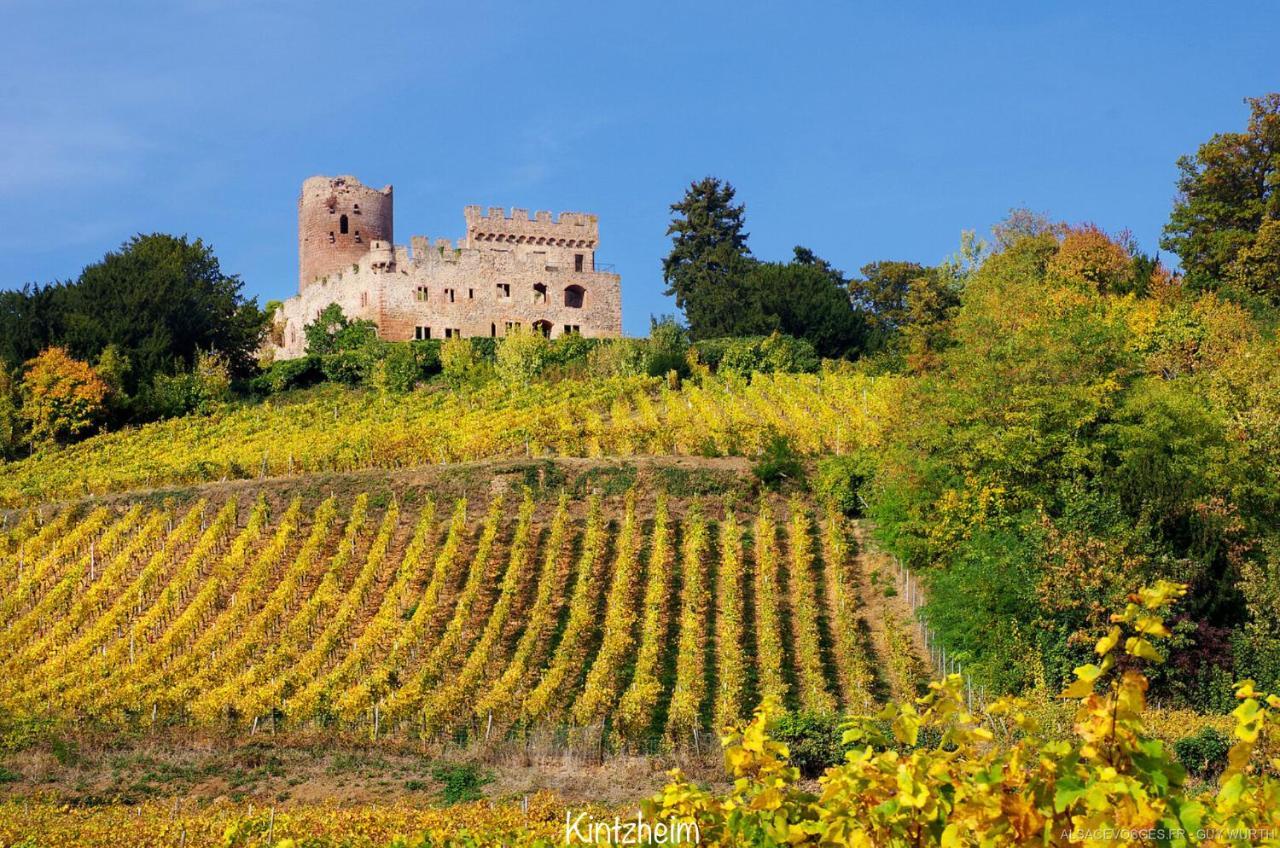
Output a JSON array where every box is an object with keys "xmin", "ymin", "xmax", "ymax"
[
  {"xmin": 298, "ymin": 175, "xmax": 393, "ymax": 291},
  {"xmin": 272, "ymin": 175, "xmax": 623, "ymax": 359}
]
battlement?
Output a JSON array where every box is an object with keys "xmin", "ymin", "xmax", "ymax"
[{"xmin": 463, "ymin": 205, "xmax": 599, "ymax": 248}]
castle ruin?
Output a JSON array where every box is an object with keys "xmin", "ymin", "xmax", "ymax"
[{"xmin": 271, "ymin": 175, "xmax": 623, "ymax": 358}]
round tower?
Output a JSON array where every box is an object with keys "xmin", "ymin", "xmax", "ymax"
[{"xmin": 297, "ymin": 175, "xmax": 393, "ymax": 291}]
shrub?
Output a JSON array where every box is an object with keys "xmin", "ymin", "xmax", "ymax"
[
  {"xmin": 757, "ymin": 332, "xmax": 821, "ymax": 374},
  {"xmin": 319, "ymin": 348, "xmax": 374, "ymax": 385},
  {"xmin": 18, "ymin": 347, "xmax": 109, "ymax": 444},
  {"xmin": 374, "ymin": 342, "xmax": 422, "ymax": 393},
  {"xmin": 495, "ymin": 328, "xmax": 551, "ymax": 383},
  {"xmin": 147, "ymin": 351, "xmax": 232, "ymax": 417},
  {"xmin": 587, "ymin": 338, "xmax": 648, "ymax": 377},
  {"xmin": 752, "ymin": 435, "xmax": 806, "ymax": 491},
  {"xmin": 430, "ymin": 762, "xmax": 492, "ymax": 805},
  {"xmin": 304, "ymin": 303, "xmax": 377, "ymax": 356},
  {"xmin": 814, "ymin": 454, "xmax": 871, "ymax": 515},
  {"xmin": 0, "ymin": 370, "xmax": 20, "ymax": 458},
  {"xmin": 251, "ymin": 355, "xmax": 323, "ymax": 394},
  {"xmin": 1174, "ymin": 726, "xmax": 1230, "ymax": 778},
  {"xmin": 771, "ymin": 711, "xmax": 844, "ymax": 778},
  {"xmin": 693, "ymin": 333, "xmax": 820, "ymax": 378},
  {"xmin": 646, "ymin": 316, "xmax": 691, "ymax": 377},
  {"xmin": 644, "ymin": 581, "xmax": 1280, "ymax": 846},
  {"xmin": 546, "ymin": 332, "xmax": 599, "ymax": 367},
  {"xmin": 440, "ymin": 337, "xmax": 489, "ymax": 386}
]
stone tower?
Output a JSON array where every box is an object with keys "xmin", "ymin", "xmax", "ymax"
[{"xmin": 297, "ymin": 175, "xmax": 393, "ymax": 291}]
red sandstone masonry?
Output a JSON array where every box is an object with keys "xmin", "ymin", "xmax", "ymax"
[{"xmin": 275, "ymin": 175, "xmax": 621, "ymax": 358}]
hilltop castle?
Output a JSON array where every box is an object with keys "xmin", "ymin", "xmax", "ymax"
[{"xmin": 270, "ymin": 175, "xmax": 623, "ymax": 358}]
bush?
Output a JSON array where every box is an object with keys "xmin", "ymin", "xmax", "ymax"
[
  {"xmin": 320, "ymin": 348, "xmax": 375, "ymax": 385},
  {"xmin": 546, "ymin": 332, "xmax": 599, "ymax": 367},
  {"xmin": 772, "ymin": 711, "xmax": 844, "ymax": 778},
  {"xmin": 646, "ymin": 316, "xmax": 691, "ymax": 377},
  {"xmin": 146, "ymin": 350, "xmax": 232, "ymax": 417},
  {"xmin": 814, "ymin": 454, "xmax": 871, "ymax": 515},
  {"xmin": 430, "ymin": 762, "xmax": 492, "ymax": 805},
  {"xmin": 1174, "ymin": 726, "xmax": 1230, "ymax": 778},
  {"xmin": 692, "ymin": 333, "xmax": 820, "ymax": 378},
  {"xmin": 495, "ymin": 328, "xmax": 551, "ymax": 383},
  {"xmin": 18, "ymin": 347, "xmax": 109, "ymax": 444},
  {"xmin": 752, "ymin": 435, "xmax": 806, "ymax": 491},
  {"xmin": 250, "ymin": 355, "xmax": 323, "ymax": 394},
  {"xmin": 440, "ymin": 337, "xmax": 490, "ymax": 386},
  {"xmin": 374, "ymin": 342, "xmax": 422, "ymax": 393},
  {"xmin": 587, "ymin": 338, "xmax": 648, "ymax": 377}
]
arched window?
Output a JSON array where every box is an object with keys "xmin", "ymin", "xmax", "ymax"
[
  {"xmin": 532, "ymin": 319, "xmax": 552, "ymax": 338},
  {"xmin": 340, "ymin": 214, "xmax": 349, "ymax": 235},
  {"xmin": 564, "ymin": 284, "xmax": 585, "ymax": 309}
]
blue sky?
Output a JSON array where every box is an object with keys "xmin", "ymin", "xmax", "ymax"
[{"xmin": 1, "ymin": 1, "xmax": 1276, "ymax": 336}]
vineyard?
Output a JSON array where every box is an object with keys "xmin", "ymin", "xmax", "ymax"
[
  {"xmin": 0, "ymin": 485, "xmax": 879, "ymax": 748},
  {"xmin": 0, "ymin": 371, "xmax": 894, "ymax": 507}
]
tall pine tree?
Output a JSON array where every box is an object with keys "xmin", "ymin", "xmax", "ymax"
[{"xmin": 662, "ymin": 177, "xmax": 762, "ymax": 339}]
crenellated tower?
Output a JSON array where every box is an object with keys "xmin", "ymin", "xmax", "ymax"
[{"xmin": 297, "ymin": 175, "xmax": 393, "ymax": 291}]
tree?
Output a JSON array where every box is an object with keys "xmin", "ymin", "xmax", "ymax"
[
  {"xmin": 0, "ymin": 284, "xmax": 61, "ymax": 370},
  {"xmin": 747, "ymin": 248, "xmax": 866, "ymax": 359},
  {"xmin": 662, "ymin": 177, "xmax": 759, "ymax": 339},
  {"xmin": 1162, "ymin": 94, "xmax": 1280, "ymax": 296},
  {"xmin": 849, "ymin": 260, "xmax": 932, "ymax": 352},
  {"xmin": 303, "ymin": 303, "xmax": 378, "ymax": 355},
  {"xmin": 18, "ymin": 347, "xmax": 109, "ymax": 445},
  {"xmin": 0, "ymin": 369, "xmax": 20, "ymax": 458},
  {"xmin": 59, "ymin": 234, "xmax": 266, "ymax": 386},
  {"xmin": 496, "ymin": 326, "xmax": 551, "ymax": 383}
]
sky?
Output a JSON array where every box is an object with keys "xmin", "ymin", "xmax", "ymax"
[{"xmin": 1, "ymin": 1, "xmax": 1277, "ymax": 336}]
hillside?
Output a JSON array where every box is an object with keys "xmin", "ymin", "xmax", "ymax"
[{"xmin": 0, "ymin": 372, "xmax": 885, "ymax": 508}]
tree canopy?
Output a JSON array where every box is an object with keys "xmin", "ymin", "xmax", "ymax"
[
  {"xmin": 1162, "ymin": 93, "xmax": 1280, "ymax": 299},
  {"xmin": 0, "ymin": 234, "xmax": 265, "ymax": 390},
  {"xmin": 662, "ymin": 177, "xmax": 756, "ymax": 339}
]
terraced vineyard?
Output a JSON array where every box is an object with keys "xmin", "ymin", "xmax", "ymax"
[
  {"xmin": 0, "ymin": 372, "xmax": 892, "ymax": 507},
  {"xmin": 0, "ymin": 486, "xmax": 875, "ymax": 748}
]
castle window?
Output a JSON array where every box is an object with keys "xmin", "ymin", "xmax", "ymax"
[
  {"xmin": 490, "ymin": 323, "xmax": 496, "ymax": 337},
  {"xmin": 415, "ymin": 326, "xmax": 431, "ymax": 340},
  {"xmin": 444, "ymin": 288, "xmax": 455, "ymax": 303},
  {"xmin": 575, "ymin": 253, "xmax": 584, "ymax": 272},
  {"xmin": 340, "ymin": 214, "xmax": 349, "ymax": 235},
  {"xmin": 329, "ymin": 231, "xmax": 336, "ymax": 244},
  {"xmin": 468, "ymin": 288, "xmax": 474, "ymax": 300},
  {"xmin": 497, "ymin": 283, "xmax": 510, "ymax": 299},
  {"xmin": 353, "ymin": 203, "xmax": 360, "ymax": 214},
  {"xmin": 505, "ymin": 321, "xmax": 521, "ymax": 333},
  {"xmin": 532, "ymin": 319, "xmax": 552, "ymax": 338},
  {"xmin": 564, "ymin": 284, "xmax": 585, "ymax": 309},
  {"xmin": 354, "ymin": 230, "xmax": 362, "ymax": 243},
  {"xmin": 563, "ymin": 324, "xmax": 580, "ymax": 335},
  {"xmin": 533, "ymin": 283, "xmax": 547, "ymax": 304},
  {"xmin": 415, "ymin": 286, "xmax": 428, "ymax": 302},
  {"xmin": 444, "ymin": 328, "xmax": 462, "ymax": 339}
]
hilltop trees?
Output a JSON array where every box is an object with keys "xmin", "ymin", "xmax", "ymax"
[
  {"xmin": 0, "ymin": 234, "xmax": 266, "ymax": 391},
  {"xmin": 662, "ymin": 177, "xmax": 756, "ymax": 339},
  {"xmin": 1163, "ymin": 93, "xmax": 1280, "ymax": 300},
  {"xmin": 662, "ymin": 178, "xmax": 865, "ymax": 357}
]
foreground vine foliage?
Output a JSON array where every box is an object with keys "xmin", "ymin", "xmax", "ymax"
[{"xmin": 646, "ymin": 581, "xmax": 1280, "ymax": 847}]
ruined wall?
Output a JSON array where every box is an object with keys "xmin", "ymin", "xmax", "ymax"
[
  {"xmin": 273, "ymin": 177, "xmax": 622, "ymax": 359},
  {"xmin": 376, "ymin": 242, "xmax": 621, "ymax": 342},
  {"xmin": 298, "ymin": 175, "xmax": 392, "ymax": 291}
]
